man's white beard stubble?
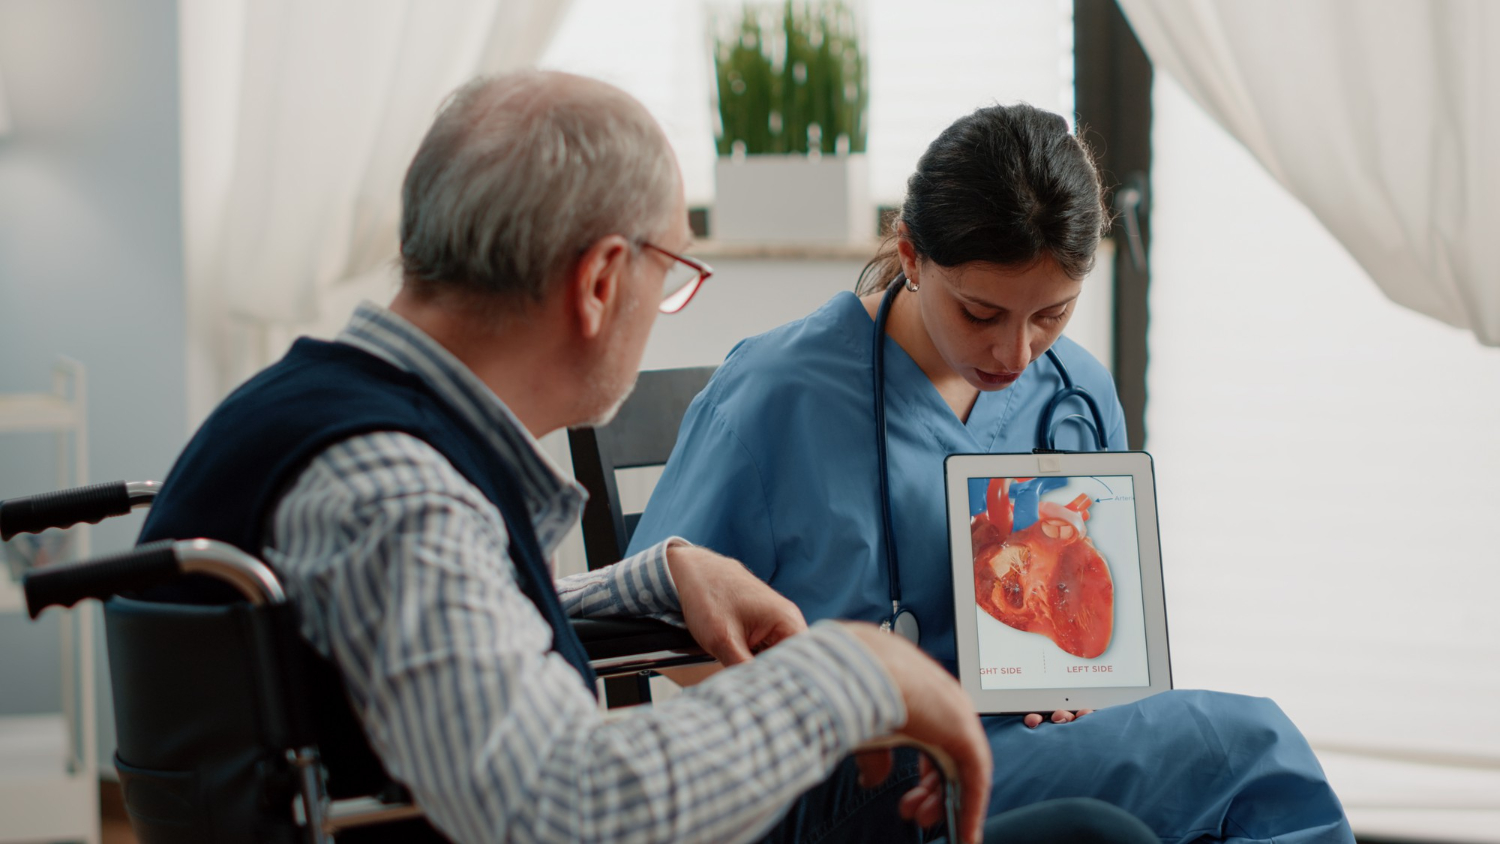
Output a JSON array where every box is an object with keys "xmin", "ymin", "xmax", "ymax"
[
  {"xmin": 574, "ymin": 282, "xmax": 646, "ymax": 429},
  {"xmin": 578, "ymin": 374, "xmax": 637, "ymax": 429}
]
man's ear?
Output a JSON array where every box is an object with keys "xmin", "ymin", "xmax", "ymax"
[{"xmin": 571, "ymin": 234, "xmax": 633, "ymax": 340}]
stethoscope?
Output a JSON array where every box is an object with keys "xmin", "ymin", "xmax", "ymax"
[{"xmin": 871, "ymin": 275, "xmax": 1111, "ymax": 645}]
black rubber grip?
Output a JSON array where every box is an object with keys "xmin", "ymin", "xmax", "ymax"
[
  {"xmin": 23, "ymin": 540, "xmax": 180, "ymax": 619},
  {"xmin": 572, "ymin": 617, "xmax": 700, "ymax": 661},
  {"xmin": 1, "ymin": 481, "xmax": 133, "ymax": 541}
]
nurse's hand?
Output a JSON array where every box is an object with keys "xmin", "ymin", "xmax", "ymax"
[
  {"xmin": 666, "ymin": 542, "xmax": 807, "ymax": 666},
  {"xmin": 1022, "ymin": 710, "xmax": 1095, "ymax": 728},
  {"xmin": 842, "ymin": 623, "xmax": 991, "ymax": 844}
]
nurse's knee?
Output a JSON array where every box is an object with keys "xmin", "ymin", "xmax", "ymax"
[
  {"xmin": 1168, "ymin": 689, "xmax": 1299, "ymax": 731},
  {"xmin": 1155, "ymin": 688, "xmax": 1287, "ymax": 717},
  {"xmin": 984, "ymin": 797, "xmax": 1158, "ymax": 844},
  {"xmin": 1147, "ymin": 690, "xmax": 1314, "ymax": 761}
]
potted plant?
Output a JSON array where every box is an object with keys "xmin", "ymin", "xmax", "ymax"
[{"xmin": 711, "ymin": 1, "xmax": 873, "ymax": 244}]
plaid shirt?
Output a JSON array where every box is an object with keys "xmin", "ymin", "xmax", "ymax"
[{"xmin": 264, "ymin": 302, "xmax": 904, "ymax": 843}]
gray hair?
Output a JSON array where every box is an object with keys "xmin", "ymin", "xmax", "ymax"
[{"xmin": 399, "ymin": 71, "xmax": 679, "ymax": 303}]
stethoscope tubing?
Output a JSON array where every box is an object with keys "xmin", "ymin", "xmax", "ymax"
[
  {"xmin": 872, "ymin": 278, "xmax": 907, "ymax": 625},
  {"xmin": 871, "ymin": 275, "xmax": 1112, "ymax": 631},
  {"xmin": 1037, "ymin": 348, "xmax": 1110, "ymax": 452}
]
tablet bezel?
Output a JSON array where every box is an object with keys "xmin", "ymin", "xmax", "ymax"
[{"xmin": 944, "ymin": 451, "xmax": 1172, "ymax": 715}]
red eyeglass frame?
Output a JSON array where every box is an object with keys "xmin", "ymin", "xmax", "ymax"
[{"xmin": 641, "ymin": 241, "xmax": 713, "ymax": 314}]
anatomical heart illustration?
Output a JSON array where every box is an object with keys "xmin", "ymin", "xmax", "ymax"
[{"xmin": 971, "ymin": 478, "xmax": 1114, "ymax": 659}]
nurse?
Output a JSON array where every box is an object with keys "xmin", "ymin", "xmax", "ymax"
[{"xmin": 629, "ymin": 103, "xmax": 1354, "ymax": 843}]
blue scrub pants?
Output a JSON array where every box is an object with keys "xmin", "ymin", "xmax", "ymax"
[
  {"xmin": 759, "ymin": 752, "xmax": 1158, "ymax": 844},
  {"xmin": 761, "ymin": 690, "xmax": 1353, "ymax": 844}
]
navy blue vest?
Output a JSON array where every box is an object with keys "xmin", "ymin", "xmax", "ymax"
[{"xmin": 138, "ymin": 337, "xmax": 597, "ymax": 687}]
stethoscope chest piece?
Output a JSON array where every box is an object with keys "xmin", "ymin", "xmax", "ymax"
[{"xmin": 882, "ymin": 607, "xmax": 921, "ymax": 646}]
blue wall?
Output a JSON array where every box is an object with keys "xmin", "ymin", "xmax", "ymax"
[{"xmin": 0, "ymin": 0, "xmax": 184, "ymax": 766}]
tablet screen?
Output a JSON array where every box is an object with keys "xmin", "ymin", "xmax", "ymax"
[{"xmin": 966, "ymin": 475, "xmax": 1151, "ymax": 691}]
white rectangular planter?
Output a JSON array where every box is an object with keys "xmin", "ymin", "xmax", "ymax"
[{"xmin": 713, "ymin": 154, "xmax": 874, "ymax": 244}]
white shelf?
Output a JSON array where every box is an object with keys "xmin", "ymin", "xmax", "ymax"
[
  {"xmin": 0, "ymin": 578, "xmax": 20, "ymax": 614},
  {"xmin": 0, "ymin": 393, "xmax": 82, "ymax": 433},
  {"xmin": 693, "ymin": 238, "xmax": 882, "ymax": 261},
  {"xmin": 0, "ymin": 359, "xmax": 98, "ymax": 844},
  {"xmin": 0, "ymin": 714, "xmax": 73, "ymax": 781},
  {"xmin": 0, "ymin": 714, "xmax": 98, "ymax": 844}
]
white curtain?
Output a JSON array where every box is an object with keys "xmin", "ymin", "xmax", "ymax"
[
  {"xmin": 181, "ymin": 0, "xmax": 574, "ymax": 422},
  {"xmin": 0, "ymin": 63, "xmax": 12, "ymax": 137},
  {"xmin": 1122, "ymin": 5, "xmax": 1500, "ymax": 836},
  {"xmin": 1116, "ymin": 0, "xmax": 1500, "ymax": 347},
  {"xmin": 1147, "ymin": 72, "xmax": 1500, "ymax": 838}
]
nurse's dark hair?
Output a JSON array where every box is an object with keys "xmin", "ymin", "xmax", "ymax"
[{"xmin": 856, "ymin": 103, "xmax": 1108, "ymax": 294}]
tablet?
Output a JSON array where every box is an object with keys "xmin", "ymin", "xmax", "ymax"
[{"xmin": 944, "ymin": 451, "xmax": 1171, "ymax": 715}]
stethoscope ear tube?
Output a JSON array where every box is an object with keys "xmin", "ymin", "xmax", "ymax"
[
  {"xmin": 872, "ymin": 277, "xmax": 910, "ymax": 640},
  {"xmin": 871, "ymin": 274, "xmax": 1110, "ymax": 646},
  {"xmin": 1037, "ymin": 348, "xmax": 1110, "ymax": 452}
]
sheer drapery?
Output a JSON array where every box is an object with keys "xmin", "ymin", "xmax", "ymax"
[
  {"xmin": 1117, "ymin": 0, "xmax": 1500, "ymax": 347},
  {"xmin": 1147, "ymin": 72, "xmax": 1500, "ymax": 837},
  {"xmin": 1132, "ymin": 7, "xmax": 1500, "ymax": 834},
  {"xmin": 181, "ymin": 0, "xmax": 573, "ymax": 422},
  {"xmin": 0, "ymin": 64, "xmax": 12, "ymax": 136}
]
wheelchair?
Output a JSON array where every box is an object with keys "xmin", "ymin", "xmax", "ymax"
[{"xmin": 4, "ymin": 480, "xmax": 961, "ymax": 843}]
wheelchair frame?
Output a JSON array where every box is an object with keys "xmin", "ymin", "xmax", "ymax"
[{"xmin": 5, "ymin": 481, "xmax": 959, "ymax": 843}]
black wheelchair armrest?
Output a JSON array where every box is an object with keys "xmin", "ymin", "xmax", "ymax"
[{"xmin": 572, "ymin": 617, "xmax": 710, "ymax": 677}]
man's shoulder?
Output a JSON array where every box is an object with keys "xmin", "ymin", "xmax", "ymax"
[
  {"xmin": 224, "ymin": 337, "xmax": 426, "ymax": 411},
  {"xmin": 268, "ymin": 431, "xmax": 506, "ymax": 583},
  {"xmin": 289, "ymin": 431, "xmax": 492, "ymax": 513},
  {"xmin": 181, "ymin": 339, "xmax": 444, "ymax": 494}
]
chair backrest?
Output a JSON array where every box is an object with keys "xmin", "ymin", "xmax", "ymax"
[
  {"xmin": 567, "ymin": 366, "xmax": 715, "ymax": 708},
  {"xmin": 567, "ymin": 366, "xmax": 716, "ymax": 570}
]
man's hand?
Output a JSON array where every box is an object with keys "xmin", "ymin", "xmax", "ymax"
[
  {"xmin": 1022, "ymin": 709, "xmax": 1094, "ymax": 728},
  {"xmin": 841, "ymin": 623, "xmax": 991, "ymax": 844},
  {"xmin": 666, "ymin": 543, "xmax": 806, "ymax": 666}
]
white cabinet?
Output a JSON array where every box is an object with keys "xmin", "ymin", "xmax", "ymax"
[{"xmin": 0, "ymin": 359, "xmax": 100, "ymax": 844}]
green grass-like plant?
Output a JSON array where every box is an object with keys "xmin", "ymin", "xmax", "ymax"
[{"xmin": 713, "ymin": 1, "xmax": 867, "ymax": 156}]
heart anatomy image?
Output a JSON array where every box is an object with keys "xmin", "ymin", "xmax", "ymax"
[{"xmin": 971, "ymin": 476, "xmax": 1116, "ymax": 660}]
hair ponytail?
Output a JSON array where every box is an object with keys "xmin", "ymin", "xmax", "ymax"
[{"xmin": 857, "ymin": 103, "xmax": 1107, "ymax": 295}]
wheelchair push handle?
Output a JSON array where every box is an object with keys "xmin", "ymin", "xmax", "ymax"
[
  {"xmin": 23, "ymin": 538, "xmax": 285, "ymax": 619},
  {"xmin": 854, "ymin": 734, "xmax": 963, "ymax": 841},
  {"xmin": 24, "ymin": 539, "xmax": 179, "ymax": 618},
  {"xmin": 0, "ymin": 480, "xmax": 160, "ymax": 541}
]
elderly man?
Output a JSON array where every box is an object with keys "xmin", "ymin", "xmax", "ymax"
[{"xmin": 138, "ymin": 72, "xmax": 1153, "ymax": 844}]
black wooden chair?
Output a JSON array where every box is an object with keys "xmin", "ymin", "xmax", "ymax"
[
  {"xmin": 567, "ymin": 365, "xmax": 716, "ymax": 707},
  {"xmin": 563, "ymin": 367, "xmax": 969, "ymax": 837}
]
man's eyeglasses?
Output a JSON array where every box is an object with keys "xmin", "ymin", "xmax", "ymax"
[{"xmin": 641, "ymin": 241, "xmax": 712, "ymax": 314}]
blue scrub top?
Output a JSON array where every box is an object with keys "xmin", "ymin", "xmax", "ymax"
[
  {"xmin": 631, "ymin": 293, "xmax": 1356, "ymax": 843},
  {"xmin": 628, "ymin": 291, "xmax": 1127, "ymax": 673}
]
